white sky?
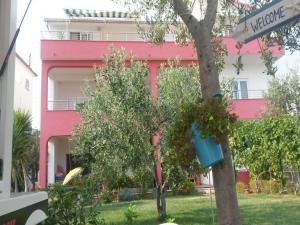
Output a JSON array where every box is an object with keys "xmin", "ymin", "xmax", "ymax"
[{"xmin": 15, "ymin": 0, "xmax": 300, "ymax": 128}]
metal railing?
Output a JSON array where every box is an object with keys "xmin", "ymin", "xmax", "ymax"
[
  {"xmin": 48, "ymin": 97, "xmax": 88, "ymax": 111},
  {"xmin": 47, "ymin": 91, "xmax": 265, "ymax": 111},
  {"xmin": 41, "ymin": 31, "xmax": 177, "ymax": 42},
  {"xmin": 41, "ymin": 28, "xmax": 235, "ymax": 42},
  {"xmin": 231, "ymin": 90, "xmax": 265, "ymax": 100}
]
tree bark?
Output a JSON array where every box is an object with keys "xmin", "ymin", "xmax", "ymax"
[
  {"xmin": 153, "ymin": 159, "xmax": 167, "ymax": 221},
  {"xmin": 22, "ymin": 165, "xmax": 28, "ymax": 192},
  {"xmin": 14, "ymin": 175, "xmax": 18, "ymax": 193},
  {"xmin": 195, "ymin": 26, "xmax": 241, "ymax": 225},
  {"xmin": 152, "ymin": 140, "xmax": 167, "ymax": 221},
  {"xmin": 174, "ymin": 0, "xmax": 241, "ymax": 224},
  {"xmin": 156, "ymin": 184, "xmax": 167, "ymax": 221}
]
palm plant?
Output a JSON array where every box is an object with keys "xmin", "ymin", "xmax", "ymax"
[{"xmin": 11, "ymin": 110, "xmax": 33, "ymax": 192}]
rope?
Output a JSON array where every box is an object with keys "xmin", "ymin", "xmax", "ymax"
[{"xmin": 208, "ymin": 168, "xmax": 215, "ymax": 225}]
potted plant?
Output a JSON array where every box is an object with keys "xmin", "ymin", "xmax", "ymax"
[{"xmin": 166, "ymin": 97, "xmax": 237, "ymax": 168}]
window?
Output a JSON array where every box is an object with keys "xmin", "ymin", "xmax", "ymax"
[
  {"xmin": 70, "ymin": 32, "xmax": 92, "ymax": 41},
  {"xmin": 25, "ymin": 79, "xmax": 30, "ymax": 91},
  {"xmin": 233, "ymin": 80, "xmax": 248, "ymax": 99}
]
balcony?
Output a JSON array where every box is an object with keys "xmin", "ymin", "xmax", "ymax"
[
  {"xmin": 47, "ymin": 90, "xmax": 265, "ymax": 111},
  {"xmin": 41, "ymin": 31, "xmax": 177, "ymax": 42},
  {"xmin": 48, "ymin": 97, "xmax": 88, "ymax": 111},
  {"xmin": 232, "ymin": 89, "xmax": 265, "ymax": 100}
]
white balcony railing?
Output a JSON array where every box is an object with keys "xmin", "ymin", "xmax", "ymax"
[
  {"xmin": 48, "ymin": 97, "xmax": 88, "ymax": 111},
  {"xmin": 41, "ymin": 31, "xmax": 177, "ymax": 42},
  {"xmin": 47, "ymin": 91, "xmax": 265, "ymax": 111},
  {"xmin": 232, "ymin": 90, "xmax": 266, "ymax": 100}
]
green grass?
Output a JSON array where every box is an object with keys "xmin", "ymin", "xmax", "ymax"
[{"xmin": 98, "ymin": 194, "xmax": 300, "ymax": 225}]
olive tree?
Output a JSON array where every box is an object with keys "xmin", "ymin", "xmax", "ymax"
[
  {"xmin": 263, "ymin": 68, "xmax": 300, "ymax": 116},
  {"xmin": 109, "ymin": 0, "xmax": 300, "ymax": 224}
]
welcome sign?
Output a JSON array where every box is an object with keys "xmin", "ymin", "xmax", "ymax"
[{"xmin": 233, "ymin": 0, "xmax": 300, "ymax": 43}]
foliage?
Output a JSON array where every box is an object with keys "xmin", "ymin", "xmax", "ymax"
[
  {"xmin": 27, "ymin": 129, "xmax": 39, "ymax": 190},
  {"xmin": 11, "ymin": 110, "xmax": 34, "ymax": 192},
  {"xmin": 179, "ymin": 180, "xmax": 196, "ymax": 195},
  {"xmin": 102, "ymin": 190, "xmax": 114, "ymax": 204},
  {"xmin": 73, "ymin": 48, "xmax": 159, "ymax": 190},
  {"xmin": 165, "ymin": 97, "xmax": 237, "ymax": 168},
  {"xmin": 236, "ymin": 182, "xmax": 246, "ymax": 194},
  {"xmin": 165, "ymin": 215, "xmax": 176, "ymax": 223},
  {"xmin": 263, "ymin": 69, "xmax": 300, "ymax": 116},
  {"xmin": 157, "ymin": 62, "xmax": 236, "ymax": 172},
  {"xmin": 43, "ymin": 177, "xmax": 102, "ymax": 225},
  {"xmin": 164, "ymin": 165, "xmax": 189, "ymax": 195},
  {"xmin": 231, "ymin": 115, "xmax": 300, "ymax": 188},
  {"xmin": 124, "ymin": 203, "xmax": 139, "ymax": 224},
  {"xmin": 109, "ymin": 0, "xmax": 299, "ymax": 222}
]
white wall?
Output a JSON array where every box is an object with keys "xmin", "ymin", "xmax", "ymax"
[
  {"xmin": 47, "ymin": 139, "xmax": 55, "ymax": 184},
  {"xmin": 221, "ymin": 55, "xmax": 272, "ymax": 98},
  {"xmin": 14, "ymin": 56, "xmax": 36, "ymax": 113},
  {"xmin": 54, "ymin": 137, "xmax": 70, "ymax": 174},
  {"xmin": 47, "ymin": 137, "xmax": 74, "ymax": 183},
  {"xmin": 54, "ymin": 81, "xmax": 85, "ymax": 99}
]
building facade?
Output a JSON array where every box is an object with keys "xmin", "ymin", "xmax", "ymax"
[
  {"xmin": 14, "ymin": 54, "xmax": 37, "ymax": 113},
  {"xmin": 39, "ymin": 9, "xmax": 284, "ymax": 187}
]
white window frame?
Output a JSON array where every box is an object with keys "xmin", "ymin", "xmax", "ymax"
[
  {"xmin": 69, "ymin": 31, "xmax": 93, "ymax": 41},
  {"xmin": 233, "ymin": 79, "xmax": 248, "ymax": 99}
]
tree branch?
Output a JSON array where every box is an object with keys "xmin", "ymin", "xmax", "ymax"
[
  {"xmin": 173, "ymin": 0, "xmax": 200, "ymax": 37},
  {"xmin": 204, "ymin": 0, "xmax": 218, "ymax": 31}
]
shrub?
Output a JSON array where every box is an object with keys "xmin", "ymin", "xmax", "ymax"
[
  {"xmin": 286, "ymin": 182, "xmax": 297, "ymax": 194},
  {"xmin": 124, "ymin": 203, "xmax": 138, "ymax": 225},
  {"xmin": 179, "ymin": 180, "xmax": 195, "ymax": 195},
  {"xmin": 43, "ymin": 177, "xmax": 102, "ymax": 225},
  {"xmin": 236, "ymin": 182, "xmax": 246, "ymax": 193},
  {"xmin": 101, "ymin": 190, "xmax": 114, "ymax": 203},
  {"xmin": 260, "ymin": 180, "xmax": 280, "ymax": 194}
]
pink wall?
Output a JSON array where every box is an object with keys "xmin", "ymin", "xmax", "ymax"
[
  {"xmin": 232, "ymin": 99, "xmax": 266, "ymax": 120},
  {"xmin": 39, "ymin": 38, "xmax": 276, "ymax": 187},
  {"xmin": 41, "ymin": 38, "xmax": 283, "ymax": 61}
]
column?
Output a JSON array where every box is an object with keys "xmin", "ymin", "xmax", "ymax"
[
  {"xmin": 38, "ymin": 63, "xmax": 50, "ymax": 188},
  {"xmin": 0, "ymin": 0, "xmax": 17, "ymax": 200},
  {"xmin": 47, "ymin": 139, "xmax": 55, "ymax": 185}
]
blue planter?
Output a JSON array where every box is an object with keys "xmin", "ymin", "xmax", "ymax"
[{"xmin": 190, "ymin": 123, "xmax": 224, "ymax": 168}]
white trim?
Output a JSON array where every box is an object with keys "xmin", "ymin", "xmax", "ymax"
[{"xmin": 0, "ymin": 192, "xmax": 48, "ymax": 216}]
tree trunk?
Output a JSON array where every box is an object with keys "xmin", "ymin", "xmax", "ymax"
[
  {"xmin": 195, "ymin": 27, "xmax": 241, "ymax": 225},
  {"xmin": 173, "ymin": 1, "xmax": 240, "ymax": 223},
  {"xmin": 153, "ymin": 159, "xmax": 167, "ymax": 221},
  {"xmin": 152, "ymin": 136, "xmax": 166, "ymax": 221},
  {"xmin": 22, "ymin": 165, "xmax": 28, "ymax": 192},
  {"xmin": 156, "ymin": 184, "xmax": 167, "ymax": 221},
  {"xmin": 14, "ymin": 176, "xmax": 18, "ymax": 193}
]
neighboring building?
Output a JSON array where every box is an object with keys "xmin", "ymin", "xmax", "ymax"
[
  {"xmin": 14, "ymin": 54, "xmax": 37, "ymax": 113},
  {"xmin": 39, "ymin": 9, "xmax": 284, "ymax": 187}
]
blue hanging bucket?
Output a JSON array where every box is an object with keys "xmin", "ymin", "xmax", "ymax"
[{"xmin": 190, "ymin": 123, "xmax": 224, "ymax": 168}]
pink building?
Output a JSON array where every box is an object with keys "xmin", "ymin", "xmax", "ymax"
[{"xmin": 39, "ymin": 9, "xmax": 283, "ymax": 187}]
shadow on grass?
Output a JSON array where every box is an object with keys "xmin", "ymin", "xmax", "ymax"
[{"xmin": 99, "ymin": 194, "xmax": 300, "ymax": 225}]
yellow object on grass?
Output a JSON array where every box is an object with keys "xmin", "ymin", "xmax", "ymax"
[{"xmin": 63, "ymin": 167, "xmax": 83, "ymax": 185}]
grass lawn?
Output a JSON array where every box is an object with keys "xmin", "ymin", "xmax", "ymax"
[{"xmin": 98, "ymin": 194, "xmax": 300, "ymax": 225}]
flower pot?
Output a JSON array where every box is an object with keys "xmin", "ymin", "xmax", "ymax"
[{"xmin": 190, "ymin": 123, "xmax": 224, "ymax": 168}]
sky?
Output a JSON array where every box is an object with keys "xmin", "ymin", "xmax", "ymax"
[{"xmin": 15, "ymin": 0, "xmax": 300, "ymax": 128}]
